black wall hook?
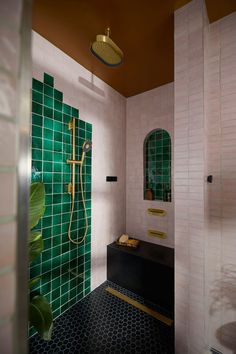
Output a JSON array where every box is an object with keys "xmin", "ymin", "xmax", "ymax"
[{"xmin": 207, "ymin": 175, "xmax": 213, "ymax": 183}]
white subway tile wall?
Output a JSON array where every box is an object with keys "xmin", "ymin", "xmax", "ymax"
[
  {"xmin": 0, "ymin": 0, "xmax": 23, "ymax": 352},
  {"xmin": 126, "ymin": 83, "xmax": 174, "ymax": 248}
]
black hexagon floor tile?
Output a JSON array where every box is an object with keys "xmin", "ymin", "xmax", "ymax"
[{"xmin": 29, "ymin": 281, "xmax": 174, "ymax": 353}]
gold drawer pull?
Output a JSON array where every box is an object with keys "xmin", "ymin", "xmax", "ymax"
[
  {"xmin": 147, "ymin": 208, "xmax": 166, "ymax": 216},
  {"xmin": 148, "ymin": 229, "xmax": 167, "ymax": 239}
]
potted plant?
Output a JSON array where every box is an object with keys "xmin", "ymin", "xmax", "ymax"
[{"xmin": 28, "ymin": 182, "xmax": 53, "ymax": 340}]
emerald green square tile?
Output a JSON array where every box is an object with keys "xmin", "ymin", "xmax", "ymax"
[
  {"xmin": 54, "ymin": 132, "xmax": 62, "ymax": 142},
  {"xmin": 42, "ymin": 216, "xmax": 52, "ymax": 228},
  {"xmin": 53, "ymin": 194, "xmax": 62, "ymax": 204},
  {"xmin": 54, "ymin": 89, "xmax": 63, "ymax": 101},
  {"xmin": 86, "ymin": 131, "xmax": 92, "ymax": 140},
  {"xmin": 61, "ymin": 303, "xmax": 69, "ymax": 314},
  {"xmin": 52, "ymin": 287, "xmax": 60, "ymax": 301},
  {"xmin": 64, "ymin": 134, "xmax": 70, "ymax": 144},
  {"xmin": 43, "ymin": 227, "xmax": 52, "ymax": 242},
  {"xmin": 54, "ymin": 162, "xmax": 62, "ymax": 173},
  {"xmin": 43, "ymin": 238, "xmax": 51, "ymax": 251},
  {"xmin": 63, "ymin": 113, "xmax": 71, "ymax": 124},
  {"xmin": 54, "ymin": 121, "xmax": 62, "ymax": 132},
  {"xmin": 52, "ymin": 276, "xmax": 61, "ymax": 289},
  {"xmin": 53, "ymin": 184, "xmax": 62, "ymax": 194},
  {"xmin": 54, "ymin": 110, "xmax": 62, "ymax": 122},
  {"xmin": 52, "ymin": 245, "xmax": 61, "ymax": 258},
  {"xmin": 53, "ymin": 235, "xmax": 61, "ymax": 247},
  {"xmin": 44, "ymin": 106, "xmax": 53, "ymax": 118},
  {"xmin": 84, "ymin": 287, "xmax": 90, "ymax": 296},
  {"xmin": 32, "ymin": 137, "xmax": 42, "ymax": 149},
  {"xmin": 43, "ymin": 150, "xmax": 52, "ymax": 162},
  {"xmin": 32, "ymin": 90, "xmax": 43, "ymax": 104},
  {"xmin": 54, "ymin": 141, "xmax": 62, "ymax": 152},
  {"xmin": 32, "ymin": 149, "xmax": 42, "ymax": 161},
  {"xmin": 30, "ymin": 266, "xmax": 41, "ymax": 278},
  {"xmin": 44, "ymin": 139, "xmax": 53, "ymax": 151},
  {"xmin": 72, "ymin": 107, "xmax": 79, "ymax": 118},
  {"xmin": 53, "ymin": 173, "xmax": 62, "ymax": 183},
  {"xmin": 44, "ymin": 128, "xmax": 53, "ymax": 140},
  {"xmin": 86, "ymin": 123, "xmax": 92, "ymax": 132},
  {"xmin": 53, "ymin": 214, "xmax": 61, "ymax": 225},
  {"xmin": 44, "ymin": 84, "xmax": 54, "ymax": 97},
  {"xmin": 32, "ymin": 113, "xmax": 43, "ymax": 126},
  {"xmin": 42, "ymin": 260, "xmax": 51, "ymax": 274},
  {"xmin": 44, "ymin": 95, "xmax": 54, "ymax": 109},
  {"xmin": 53, "ymin": 204, "xmax": 62, "ymax": 215},
  {"xmin": 32, "ymin": 125, "xmax": 42, "ymax": 138},
  {"xmin": 44, "ymin": 116, "xmax": 53, "ymax": 129},
  {"xmin": 32, "ymin": 78, "xmax": 43, "ymax": 93},
  {"xmin": 54, "ymin": 152, "xmax": 63, "ymax": 163},
  {"xmin": 55, "ymin": 100, "xmax": 62, "ymax": 112},
  {"xmin": 42, "ymin": 249, "xmax": 52, "ymax": 262},
  {"xmin": 43, "ymin": 161, "xmax": 53, "ymax": 172},
  {"xmin": 44, "ymin": 73, "xmax": 54, "ymax": 87},
  {"xmin": 52, "ymin": 256, "xmax": 61, "ymax": 269},
  {"xmin": 53, "ymin": 298, "xmax": 61, "ymax": 312},
  {"xmin": 32, "ymin": 160, "xmax": 42, "ymax": 172},
  {"xmin": 61, "ymin": 283, "xmax": 69, "ymax": 295},
  {"xmin": 63, "ymin": 103, "xmax": 71, "ymax": 115},
  {"xmin": 79, "ymin": 120, "xmax": 85, "ymax": 130},
  {"xmin": 32, "ymin": 101, "xmax": 43, "ymax": 115},
  {"xmin": 62, "ymin": 242, "xmax": 69, "ymax": 254},
  {"xmin": 80, "ymin": 130, "xmax": 85, "ymax": 139}
]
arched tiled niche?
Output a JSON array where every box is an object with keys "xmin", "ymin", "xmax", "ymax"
[{"xmin": 144, "ymin": 129, "xmax": 171, "ymax": 202}]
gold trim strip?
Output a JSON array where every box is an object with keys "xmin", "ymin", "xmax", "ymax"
[
  {"xmin": 148, "ymin": 229, "xmax": 167, "ymax": 239},
  {"xmin": 147, "ymin": 208, "xmax": 166, "ymax": 216},
  {"xmin": 105, "ymin": 287, "xmax": 173, "ymax": 326}
]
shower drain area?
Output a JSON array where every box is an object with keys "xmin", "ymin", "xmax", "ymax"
[{"xmin": 29, "ymin": 280, "xmax": 174, "ymax": 354}]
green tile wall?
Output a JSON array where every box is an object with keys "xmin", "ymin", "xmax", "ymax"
[
  {"xmin": 30, "ymin": 73, "xmax": 92, "ymax": 336},
  {"xmin": 144, "ymin": 129, "xmax": 171, "ymax": 201}
]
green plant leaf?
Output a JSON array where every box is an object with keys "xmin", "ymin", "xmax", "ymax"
[
  {"xmin": 29, "ymin": 277, "xmax": 41, "ymax": 289},
  {"xmin": 29, "ymin": 182, "xmax": 45, "ymax": 230},
  {"xmin": 29, "ymin": 293, "xmax": 53, "ymax": 341},
  {"xmin": 28, "ymin": 231, "xmax": 44, "ymax": 263}
]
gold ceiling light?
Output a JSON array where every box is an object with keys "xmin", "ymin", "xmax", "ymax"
[{"xmin": 91, "ymin": 27, "xmax": 124, "ymax": 67}]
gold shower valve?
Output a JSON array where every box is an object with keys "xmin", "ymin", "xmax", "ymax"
[{"xmin": 68, "ymin": 183, "xmax": 73, "ymax": 194}]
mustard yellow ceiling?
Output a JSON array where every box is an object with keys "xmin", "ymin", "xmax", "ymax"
[{"xmin": 33, "ymin": 0, "xmax": 236, "ymax": 97}]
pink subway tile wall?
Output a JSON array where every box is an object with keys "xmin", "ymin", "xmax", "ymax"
[
  {"xmin": 0, "ymin": 1, "xmax": 23, "ymax": 353},
  {"xmin": 174, "ymin": 0, "xmax": 207, "ymax": 352},
  {"xmin": 205, "ymin": 10, "xmax": 236, "ymax": 354},
  {"xmin": 126, "ymin": 83, "xmax": 174, "ymax": 248}
]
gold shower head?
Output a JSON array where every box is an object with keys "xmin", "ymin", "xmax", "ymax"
[{"xmin": 91, "ymin": 28, "xmax": 124, "ymax": 67}]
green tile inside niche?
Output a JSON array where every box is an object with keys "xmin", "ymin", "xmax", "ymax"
[{"xmin": 144, "ymin": 129, "xmax": 171, "ymax": 202}]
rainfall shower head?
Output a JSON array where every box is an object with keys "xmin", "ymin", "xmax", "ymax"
[
  {"xmin": 91, "ymin": 28, "xmax": 124, "ymax": 67},
  {"xmin": 83, "ymin": 140, "xmax": 92, "ymax": 153}
]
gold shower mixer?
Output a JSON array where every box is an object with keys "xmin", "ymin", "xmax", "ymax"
[{"xmin": 66, "ymin": 118, "xmax": 92, "ymax": 245}]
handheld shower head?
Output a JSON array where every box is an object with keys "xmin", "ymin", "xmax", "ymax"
[{"xmin": 82, "ymin": 140, "xmax": 92, "ymax": 153}]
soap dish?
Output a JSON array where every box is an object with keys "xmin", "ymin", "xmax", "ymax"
[{"xmin": 116, "ymin": 238, "xmax": 140, "ymax": 248}]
